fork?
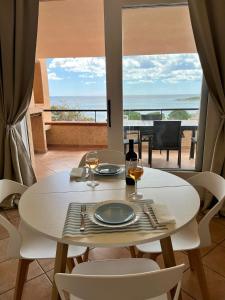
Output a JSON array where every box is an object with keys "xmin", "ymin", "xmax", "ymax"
[
  {"xmin": 80, "ymin": 204, "xmax": 86, "ymax": 232},
  {"xmin": 143, "ymin": 205, "xmax": 167, "ymax": 230}
]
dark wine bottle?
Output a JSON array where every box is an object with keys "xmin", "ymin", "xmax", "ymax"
[{"xmin": 125, "ymin": 139, "xmax": 137, "ymax": 185}]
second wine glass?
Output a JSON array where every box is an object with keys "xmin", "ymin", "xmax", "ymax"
[
  {"xmin": 128, "ymin": 159, "xmax": 144, "ymax": 200},
  {"xmin": 85, "ymin": 151, "xmax": 99, "ymax": 187}
]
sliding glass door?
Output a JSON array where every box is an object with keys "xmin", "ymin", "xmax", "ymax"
[{"xmin": 104, "ymin": 0, "xmax": 202, "ymax": 169}]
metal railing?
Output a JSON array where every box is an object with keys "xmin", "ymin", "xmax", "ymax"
[{"xmin": 44, "ymin": 108, "xmax": 199, "ymax": 123}]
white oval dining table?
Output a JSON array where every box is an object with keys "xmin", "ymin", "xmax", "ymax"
[{"xmin": 19, "ymin": 168, "xmax": 201, "ymax": 300}]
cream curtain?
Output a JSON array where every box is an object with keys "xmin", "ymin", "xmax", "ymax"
[
  {"xmin": 188, "ymin": 1, "xmax": 225, "ymax": 211},
  {"xmin": 0, "ymin": 1, "xmax": 39, "ymax": 186}
]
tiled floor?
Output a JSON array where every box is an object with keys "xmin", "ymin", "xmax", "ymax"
[{"xmin": 0, "ymin": 148, "xmax": 224, "ymax": 299}]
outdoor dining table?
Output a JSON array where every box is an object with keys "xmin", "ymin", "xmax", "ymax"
[
  {"xmin": 19, "ymin": 167, "xmax": 201, "ymax": 300},
  {"xmin": 124, "ymin": 119, "xmax": 198, "ymax": 135}
]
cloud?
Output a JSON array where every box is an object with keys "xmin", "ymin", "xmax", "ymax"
[
  {"xmin": 123, "ymin": 54, "xmax": 202, "ymax": 84},
  {"xmin": 49, "ymin": 58, "xmax": 105, "ymax": 78},
  {"xmin": 48, "ymin": 72, "xmax": 63, "ymax": 80},
  {"xmin": 48, "ymin": 54, "xmax": 202, "ymax": 84},
  {"xmin": 84, "ymin": 81, "xmax": 97, "ymax": 85}
]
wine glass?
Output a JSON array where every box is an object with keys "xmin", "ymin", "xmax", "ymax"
[
  {"xmin": 85, "ymin": 151, "xmax": 99, "ymax": 187},
  {"xmin": 128, "ymin": 159, "xmax": 144, "ymax": 200}
]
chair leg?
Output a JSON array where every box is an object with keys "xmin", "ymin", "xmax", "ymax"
[
  {"xmin": 129, "ymin": 246, "xmax": 136, "ymax": 258},
  {"xmin": 178, "ymin": 149, "xmax": 181, "ymax": 168},
  {"xmin": 138, "ymin": 141, "xmax": 142, "ymax": 159},
  {"xmin": 67, "ymin": 258, "xmax": 75, "ymax": 273},
  {"xmin": 76, "ymin": 255, "xmax": 83, "ymax": 264},
  {"xmin": 148, "ymin": 146, "xmax": 152, "ymax": 166},
  {"xmin": 83, "ymin": 247, "xmax": 90, "ymax": 262},
  {"xmin": 14, "ymin": 259, "xmax": 33, "ymax": 300},
  {"xmin": 189, "ymin": 140, "xmax": 195, "ymax": 159},
  {"xmin": 187, "ymin": 251, "xmax": 195, "ymax": 271},
  {"xmin": 166, "ymin": 150, "xmax": 169, "ymax": 161},
  {"xmin": 188, "ymin": 249, "xmax": 210, "ymax": 300}
]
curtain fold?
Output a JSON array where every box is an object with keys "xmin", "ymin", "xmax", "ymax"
[
  {"xmin": 188, "ymin": 1, "xmax": 225, "ymax": 211},
  {"xmin": 0, "ymin": 0, "xmax": 39, "ymax": 186}
]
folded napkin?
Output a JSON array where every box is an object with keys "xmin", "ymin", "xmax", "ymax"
[
  {"xmin": 70, "ymin": 167, "xmax": 85, "ymax": 178},
  {"xmin": 151, "ymin": 203, "xmax": 176, "ymax": 225}
]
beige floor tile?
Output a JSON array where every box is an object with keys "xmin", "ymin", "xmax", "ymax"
[
  {"xmin": 0, "ymin": 211, "xmax": 9, "ymax": 240},
  {"xmin": 203, "ymin": 245, "xmax": 225, "ymax": 277},
  {"xmin": 0, "ymin": 274, "xmax": 52, "ymax": 300},
  {"xmin": 0, "ymin": 259, "xmax": 43, "ymax": 294},
  {"xmin": 199, "ymin": 243, "xmax": 217, "ymax": 257},
  {"xmin": 181, "ymin": 290, "xmax": 196, "ymax": 300},
  {"xmin": 182, "ymin": 265, "xmax": 225, "ymax": 300},
  {"xmin": 88, "ymin": 247, "xmax": 131, "ymax": 260},
  {"xmin": 37, "ymin": 258, "xmax": 55, "ymax": 273},
  {"xmin": 0, "ymin": 238, "xmax": 9, "ymax": 263},
  {"xmin": 34, "ymin": 147, "xmax": 196, "ymax": 177},
  {"xmin": 4, "ymin": 209, "xmax": 20, "ymax": 228},
  {"xmin": 213, "ymin": 215, "xmax": 225, "ymax": 227},
  {"xmin": 210, "ymin": 220, "xmax": 225, "ymax": 244},
  {"xmin": 219, "ymin": 239, "xmax": 225, "ymax": 248},
  {"xmin": 46, "ymin": 269, "xmax": 54, "ymax": 283}
]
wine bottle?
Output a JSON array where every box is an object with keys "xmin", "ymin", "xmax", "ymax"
[{"xmin": 125, "ymin": 139, "xmax": 137, "ymax": 185}]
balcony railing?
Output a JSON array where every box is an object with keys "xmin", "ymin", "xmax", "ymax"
[{"xmin": 44, "ymin": 108, "xmax": 199, "ymax": 123}]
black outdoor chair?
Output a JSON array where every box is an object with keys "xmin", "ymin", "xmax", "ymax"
[
  {"xmin": 148, "ymin": 121, "xmax": 182, "ymax": 168},
  {"xmin": 139, "ymin": 112, "xmax": 162, "ymax": 157}
]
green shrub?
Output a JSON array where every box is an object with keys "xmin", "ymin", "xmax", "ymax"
[
  {"xmin": 51, "ymin": 105, "xmax": 93, "ymax": 121},
  {"xmin": 168, "ymin": 110, "xmax": 191, "ymax": 120}
]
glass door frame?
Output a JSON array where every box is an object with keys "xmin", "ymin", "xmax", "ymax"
[{"xmin": 104, "ymin": 0, "xmax": 188, "ymax": 152}]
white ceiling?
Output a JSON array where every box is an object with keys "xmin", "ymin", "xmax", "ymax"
[{"xmin": 36, "ymin": 0, "xmax": 197, "ymax": 58}]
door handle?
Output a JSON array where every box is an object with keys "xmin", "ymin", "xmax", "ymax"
[{"xmin": 107, "ymin": 99, "xmax": 111, "ymax": 127}]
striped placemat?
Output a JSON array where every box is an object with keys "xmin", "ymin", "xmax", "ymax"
[{"xmin": 63, "ymin": 200, "xmax": 168, "ymax": 237}]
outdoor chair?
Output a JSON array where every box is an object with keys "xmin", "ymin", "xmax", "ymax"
[
  {"xmin": 0, "ymin": 179, "xmax": 88, "ymax": 300},
  {"xmin": 55, "ymin": 258, "xmax": 185, "ymax": 300},
  {"xmin": 136, "ymin": 171, "xmax": 225, "ymax": 300},
  {"xmin": 148, "ymin": 121, "xmax": 182, "ymax": 167}
]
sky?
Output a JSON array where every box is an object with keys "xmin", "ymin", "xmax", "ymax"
[{"xmin": 47, "ymin": 53, "xmax": 202, "ymax": 97}]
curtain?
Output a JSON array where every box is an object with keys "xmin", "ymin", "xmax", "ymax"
[
  {"xmin": 188, "ymin": 1, "xmax": 225, "ymax": 212},
  {"xmin": 0, "ymin": 0, "xmax": 39, "ymax": 186}
]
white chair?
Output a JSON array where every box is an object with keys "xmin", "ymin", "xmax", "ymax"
[
  {"xmin": 79, "ymin": 149, "xmax": 125, "ymax": 167},
  {"xmin": 136, "ymin": 171, "xmax": 225, "ymax": 300},
  {"xmin": 0, "ymin": 179, "xmax": 88, "ymax": 300},
  {"xmin": 55, "ymin": 258, "xmax": 185, "ymax": 300}
]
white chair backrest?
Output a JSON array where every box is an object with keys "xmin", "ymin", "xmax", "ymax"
[
  {"xmin": 187, "ymin": 171, "xmax": 225, "ymax": 248},
  {"xmin": 0, "ymin": 179, "xmax": 27, "ymax": 202},
  {"xmin": 0, "ymin": 179, "xmax": 27, "ymax": 258},
  {"xmin": 55, "ymin": 263, "xmax": 185, "ymax": 300},
  {"xmin": 79, "ymin": 149, "xmax": 125, "ymax": 167}
]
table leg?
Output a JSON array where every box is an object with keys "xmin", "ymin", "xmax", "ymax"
[
  {"xmin": 188, "ymin": 249, "xmax": 210, "ymax": 300},
  {"xmin": 51, "ymin": 242, "xmax": 68, "ymax": 300},
  {"xmin": 160, "ymin": 237, "xmax": 182, "ymax": 300}
]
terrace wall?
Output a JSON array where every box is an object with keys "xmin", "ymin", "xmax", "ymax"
[
  {"xmin": 46, "ymin": 122, "xmax": 107, "ymax": 147},
  {"xmin": 45, "ymin": 122, "xmax": 192, "ymax": 149}
]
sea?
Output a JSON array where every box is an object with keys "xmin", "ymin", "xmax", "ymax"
[{"xmin": 50, "ymin": 94, "xmax": 200, "ymax": 122}]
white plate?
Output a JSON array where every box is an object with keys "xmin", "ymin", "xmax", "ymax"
[
  {"xmin": 93, "ymin": 164, "xmax": 123, "ymax": 176},
  {"xmin": 88, "ymin": 200, "xmax": 142, "ymax": 228}
]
